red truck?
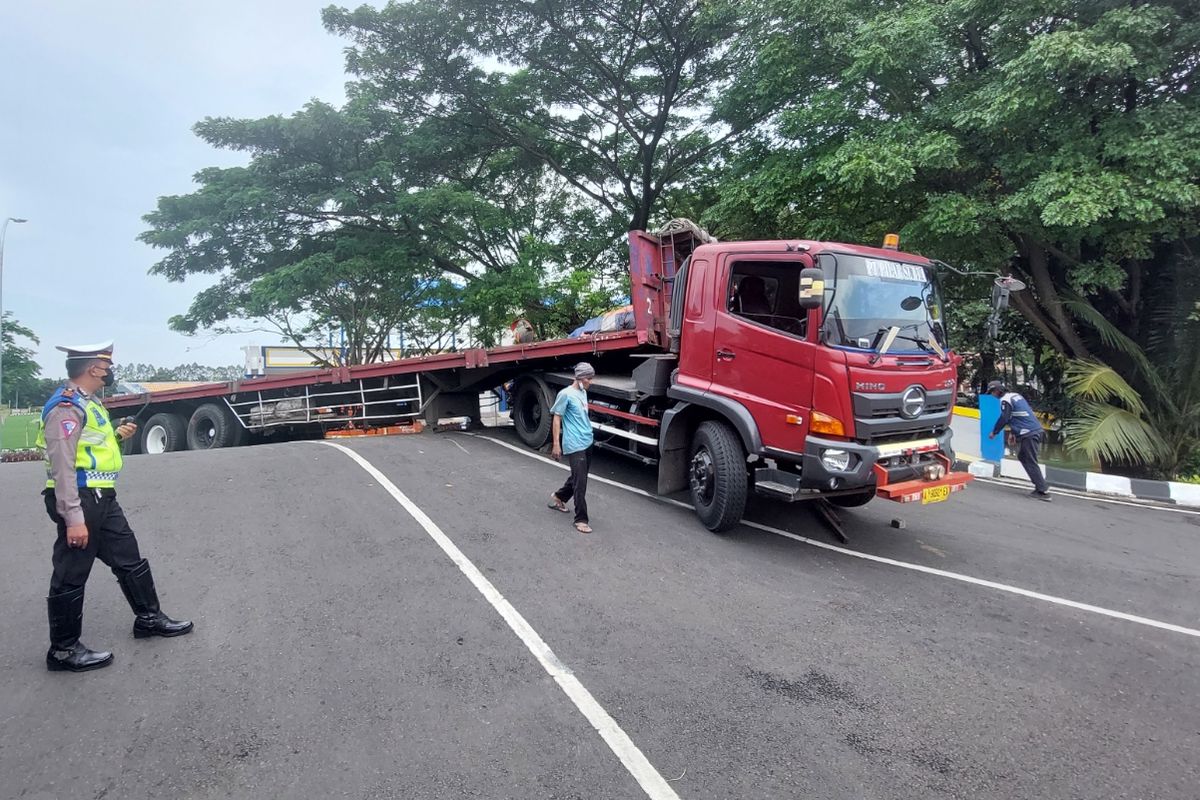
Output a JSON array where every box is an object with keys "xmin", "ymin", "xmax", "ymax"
[{"xmin": 106, "ymin": 224, "xmax": 973, "ymax": 532}]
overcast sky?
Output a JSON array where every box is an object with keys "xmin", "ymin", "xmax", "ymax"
[{"xmin": 1, "ymin": 2, "xmax": 369, "ymax": 378}]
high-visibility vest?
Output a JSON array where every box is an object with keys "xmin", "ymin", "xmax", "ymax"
[{"xmin": 36, "ymin": 386, "xmax": 124, "ymax": 488}]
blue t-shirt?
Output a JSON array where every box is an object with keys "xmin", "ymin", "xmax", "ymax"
[{"xmin": 551, "ymin": 385, "xmax": 593, "ymax": 454}]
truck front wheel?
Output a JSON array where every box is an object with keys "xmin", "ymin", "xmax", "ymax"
[{"xmin": 689, "ymin": 421, "xmax": 748, "ymax": 533}]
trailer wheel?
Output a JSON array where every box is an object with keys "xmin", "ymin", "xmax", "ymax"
[
  {"xmin": 689, "ymin": 420, "xmax": 748, "ymax": 533},
  {"xmin": 512, "ymin": 379, "xmax": 552, "ymax": 448},
  {"xmin": 141, "ymin": 413, "xmax": 187, "ymax": 455},
  {"xmin": 186, "ymin": 403, "xmax": 246, "ymax": 451},
  {"xmin": 828, "ymin": 490, "xmax": 875, "ymax": 509}
]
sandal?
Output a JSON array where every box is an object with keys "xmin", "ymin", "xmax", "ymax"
[
  {"xmin": 574, "ymin": 522, "xmax": 592, "ymax": 534},
  {"xmin": 548, "ymin": 494, "xmax": 569, "ymax": 513}
]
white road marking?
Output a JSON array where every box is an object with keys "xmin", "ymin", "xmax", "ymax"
[
  {"xmin": 451, "ymin": 439, "xmax": 471, "ymax": 455},
  {"xmin": 467, "ymin": 433, "xmax": 1200, "ymax": 641},
  {"xmin": 973, "ymin": 476, "xmax": 1200, "ymax": 515},
  {"xmin": 319, "ymin": 441, "xmax": 682, "ymax": 800}
]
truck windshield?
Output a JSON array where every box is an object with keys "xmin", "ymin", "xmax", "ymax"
[{"xmin": 819, "ymin": 254, "xmax": 946, "ymax": 352}]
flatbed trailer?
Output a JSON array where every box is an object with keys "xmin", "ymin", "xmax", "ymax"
[{"xmin": 106, "ymin": 327, "xmax": 651, "ymax": 450}]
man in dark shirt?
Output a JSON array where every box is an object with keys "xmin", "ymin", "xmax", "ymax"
[{"xmin": 987, "ymin": 380, "xmax": 1051, "ymax": 501}]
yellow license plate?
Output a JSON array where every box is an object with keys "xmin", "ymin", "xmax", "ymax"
[{"xmin": 922, "ymin": 485, "xmax": 951, "ymax": 505}]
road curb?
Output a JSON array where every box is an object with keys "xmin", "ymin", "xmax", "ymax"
[{"xmin": 956, "ymin": 458, "xmax": 1199, "ymax": 508}]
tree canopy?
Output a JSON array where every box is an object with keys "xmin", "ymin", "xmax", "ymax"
[
  {"xmin": 1, "ymin": 313, "xmax": 43, "ymax": 407},
  {"xmin": 142, "ymin": 0, "xmax": 1200, "ymax": 475},
  {"xmin": 708, "ymin": 0, "xmax": 1200, "ymax": 475}
]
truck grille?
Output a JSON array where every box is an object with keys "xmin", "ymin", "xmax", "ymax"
[
  {"xmin": 863, "ymin": 399, "xmax": 951, "ymax": 418},
  {"xmin": 851, "ymin": 389, "xmax": 953, "ymax": 441}
]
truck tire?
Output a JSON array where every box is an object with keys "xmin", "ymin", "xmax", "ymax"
[
  {"xmin": 512, "ymin": 379, "xmax": 553, "ymax": 448},
  {"xmin": 140, "ymin": 413, "xmax": 187, "ymax": 455},
  {"xmin": 689, "ymin": 420, "xmax": 748, "ymax": 533},
  {"xmin": 828, "ymin": 490, "xmax": 875, "ymax": 508},
  {"xmin": 121, "ymin": 431, "xmax": 142, "ymax": 457},
  {"xmin": 186, "ymin": 403, "xmax": 246, "ymax": 451}
]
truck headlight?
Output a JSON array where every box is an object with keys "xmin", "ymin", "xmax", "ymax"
[{"xmin": 821, "ymin": 448, "xmax": 851, "ymax": 472}]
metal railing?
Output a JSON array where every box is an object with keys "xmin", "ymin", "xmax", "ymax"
[{"xmin": 223, "ymin": 376, "xmax": 423, "ymax": 431}]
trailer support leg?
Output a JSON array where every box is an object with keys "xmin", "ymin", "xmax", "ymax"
[{"xmin": 813, "ymin": 499, "xmax": 849, "ymax": 544}]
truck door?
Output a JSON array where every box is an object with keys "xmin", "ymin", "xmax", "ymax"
[
  {"xmin": 710, "ymin": 256, "xmax": 817, "ymax": 456},
  {"xmin": 675, "ymin": 257, "xmax": 716, "ymax": 392}
]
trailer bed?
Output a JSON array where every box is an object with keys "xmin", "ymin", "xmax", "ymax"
[{"xmin": 106, "ymin": 328, "xmax": 648, "ymax": 410}]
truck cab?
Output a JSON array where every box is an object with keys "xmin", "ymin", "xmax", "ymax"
[{"xmin": 643, "ymin": 231, "xmax": 969, "ymax": 531}]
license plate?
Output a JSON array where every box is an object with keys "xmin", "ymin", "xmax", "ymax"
[{"xmin": 922, "ymin": 485, "xmax": 951, "ymax": 505}]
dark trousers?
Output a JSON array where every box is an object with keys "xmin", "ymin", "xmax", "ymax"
[
  {"xmin": 1016, "ymin": 433, "xmax": 1049, "ymax": 493},
  {"xmin": 554, "ymin": 448, "xmax": 592, "ymax": 524},
  {"xmin": 43, "ymin": 488, "xmax": 144, "ymax": 595}
]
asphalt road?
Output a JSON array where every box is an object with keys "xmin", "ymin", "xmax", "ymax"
[{"xmin": 1, "ymin": 429, "xmax": 1197, "ymax": 800}]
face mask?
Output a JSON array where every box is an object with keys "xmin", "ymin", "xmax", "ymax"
[{"xmin": 97, "ymin": 366, "xmax": 115, "ymax": 388}]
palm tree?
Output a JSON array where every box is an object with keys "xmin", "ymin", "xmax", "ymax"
[
  {"xmin": 1062, "ymin": 360, "xmax": 1168, "ymax": 472},
  {"xmin": 1061, "ymin": 261, "xmax": 1200, "ymax": 479}
]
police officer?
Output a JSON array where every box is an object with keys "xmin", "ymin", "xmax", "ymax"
[
  {"xmin": 986, "ymin": 380, "xmax": 1052, "ymax": 501},
  {"xmin": 37, "ymin": 341, "xmax": 192, "ymax": 673}
]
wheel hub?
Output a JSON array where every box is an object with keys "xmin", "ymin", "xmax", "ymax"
[
  {"xmin": 690, "ymin": 448, "xmax": 715, "ymax": 504},
  {"xmin": 518, "ymin": 395, "xmax": 542, "ymax": 431},
  {"xmin": 146, "ymin": 425, "xmax": 166, "ymax": 455},
  {"xmin": 198, "ymin": 425, "xmax": 216, "ymax": 448}
]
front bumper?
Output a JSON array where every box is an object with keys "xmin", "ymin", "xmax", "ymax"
[
  {"xmin": 753, "ymin": 430, "xmax": 971, "ymax": 504},
  {"xmin": 797, "ymin": 429, "xmax": 953, "ymax": 491}
]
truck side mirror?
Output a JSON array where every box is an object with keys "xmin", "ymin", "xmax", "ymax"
[
  {"xmin": 799, "ymin": 267, "xmax": 825, "ymax": 310},
  {"xmin": 990, "ymin": 276, "xmax": 1026, "ymax": 313},
  {"xmin": 986, "ymin": 276, "xmax": 1026, "ymax": 339}
]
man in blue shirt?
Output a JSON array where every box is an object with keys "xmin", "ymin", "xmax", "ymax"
[
  {"xmin": 987, "ymin": 380, "xmax": 1051, "ymax": 501},
  {"xmin": 548, "ymin": 362, "xmax": 596, "ymax": 532}
]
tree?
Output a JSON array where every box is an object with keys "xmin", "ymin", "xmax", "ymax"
[
  {"xmin": 142, "ymin": 94, "xmax": 622, "ymax": 361},
  {"xmin": 143, "ymin": 3, "xmax": 769, "ymax": 361},
  {"xmin": 1062, "ymin": 247, "xmax": 1200, "ymax": 477},
  {"xmin": 324, "ymin": 0, "xmax": 750, "ymax": 234},
  {"xmin": 141, "ymin": 101, "xmax": 456, "ymax": 365},
  {"xmin": 1, "ymin": 313, "xmax": 42, "ymax": 408},
  {"xmin": 710, "ymin": 0, "xmax": 1200, "ymax": 472}
]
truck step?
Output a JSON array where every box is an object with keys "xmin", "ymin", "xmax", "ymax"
[
  {"xmin": 754, "ymin": 467, "xmax": 804, "ymax": 501},
  {"xmin": 755, "ymin": 480, "xmax": 802, "ymax": 501}
]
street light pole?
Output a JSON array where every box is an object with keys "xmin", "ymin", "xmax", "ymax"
[{"xmin": 0, "ymin": 216, "xmax": 30, "ymax": 408}]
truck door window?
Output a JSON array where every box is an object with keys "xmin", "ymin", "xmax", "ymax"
[{"xmin": 728, "ymin": 263, "xmax": 808, "ymax": 338}]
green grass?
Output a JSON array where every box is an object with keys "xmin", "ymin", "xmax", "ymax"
[{"xmin": 0, "ymin": 413, "xmax": 41, "ymax": 450}]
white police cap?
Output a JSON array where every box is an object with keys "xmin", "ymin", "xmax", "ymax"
[{"xmin": 55, "ymin": 340, "xmax": 115, "ymax": 362}]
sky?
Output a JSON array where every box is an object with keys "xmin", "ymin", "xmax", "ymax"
[{"xmin": 0, "ymin": 2, "xmax": 370, "ymax": 378}]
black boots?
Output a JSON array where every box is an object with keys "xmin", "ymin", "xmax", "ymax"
[
  {"xmin": 117, "ymin": 559, "xmax": 194, "ymax": 639},
  {"xmin": 46, "ymin": 562, "xmax": 191, "ymax": 673},
  {"xmin": 46, "ymin": 587, "xmax": 114, "ymax": 672}
]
